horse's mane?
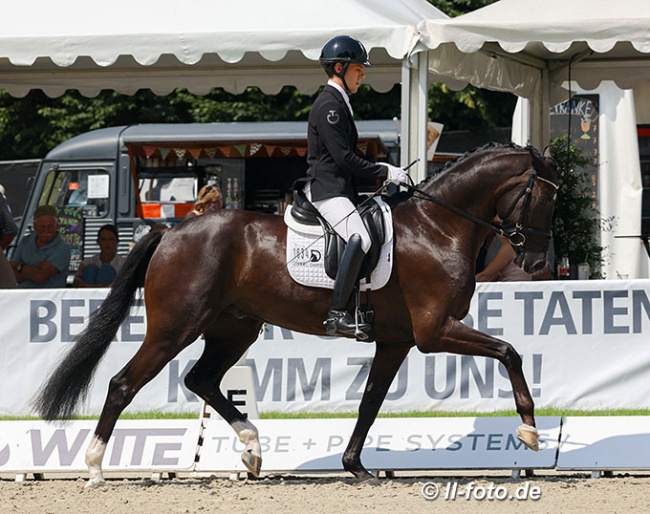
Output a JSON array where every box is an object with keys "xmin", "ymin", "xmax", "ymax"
[
  {"xmin": 418, "ymin": 141, "xmax": 535, "ymax": 188},
  {"xmin": 382, "ymin": 141, "xmax": 543, "ymax": 207}
]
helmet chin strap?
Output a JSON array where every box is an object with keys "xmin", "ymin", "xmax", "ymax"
[{"xmin": 334, "ymin": 62, "xmax": 351, "ymax": 94}]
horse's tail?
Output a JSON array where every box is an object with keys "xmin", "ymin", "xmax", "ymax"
[{"xmin": 32, "ymin": 230, "xmax": 165, "ymax": 421}]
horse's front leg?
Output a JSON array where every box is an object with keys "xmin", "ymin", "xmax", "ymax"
[
  {"xmin": 343, "ymin": 343, "xmax": 412, "ymax": 484},
  {"xmin": 418, "ymin": 318, "xmax": 539, "ymax": 451}
]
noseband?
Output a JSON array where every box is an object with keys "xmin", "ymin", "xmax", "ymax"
[{"xmin": 406, "ymin": 170, "xmax": 559, "ymax": 250}]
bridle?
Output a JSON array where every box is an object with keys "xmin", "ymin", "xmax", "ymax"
[
  {"xmin": 497, "ymin": 171, "xmax": 559, "ymax": 249},
  {"xmin": 404, "ymin": 169, "xmax": 559, "ymax": 250}
]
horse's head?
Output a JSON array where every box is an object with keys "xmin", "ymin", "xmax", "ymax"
[{"xmin": 495, "ymin": 145, "xmax": 559, "ymax": 275}]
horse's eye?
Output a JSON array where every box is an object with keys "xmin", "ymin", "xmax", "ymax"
[{"xmin": 538, "ymin": 196, "xmax": 551, "ymax": 206}]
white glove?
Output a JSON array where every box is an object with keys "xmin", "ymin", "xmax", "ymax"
[{"xmin": 381, "ymin": 163, "xmax": 409, "ymax": 184}]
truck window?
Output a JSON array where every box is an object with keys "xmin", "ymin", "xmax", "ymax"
[
  {"xmin": 39, "ymin": 168, "xmax": 110, "ymax": 218},
  {"xmin": 137, "ymin": 171, "xmax": 197, "ymax": 219},
  {"xmin": 139, "ymin": 176, "xmax": 195, "ymax": 203}
]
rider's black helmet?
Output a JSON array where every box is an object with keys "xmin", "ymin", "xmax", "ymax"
[{"xmin": 319, "ymin": 35, "xmax": 371, "ymax": 76}]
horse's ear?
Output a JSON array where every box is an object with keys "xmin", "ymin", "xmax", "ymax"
[{"xmin": 542, "ymin": 144, "xmax": 553, "ymax": 159}]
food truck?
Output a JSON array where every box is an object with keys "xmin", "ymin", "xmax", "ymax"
[{"xmin": 10, "ymin": 121, "xmax": 400, "ymax": 276}]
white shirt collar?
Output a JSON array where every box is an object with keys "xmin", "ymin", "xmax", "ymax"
[{"xmin": 327, "ymin": 80, "xmax": 354, "ymax": 116}]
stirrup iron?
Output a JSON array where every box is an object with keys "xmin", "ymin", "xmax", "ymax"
[{"xmin": 354, "ymin": 286, "xmax": 369, "ymax": 340}]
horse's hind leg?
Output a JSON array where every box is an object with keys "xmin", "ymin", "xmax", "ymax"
[
  {"xmin": 419, "ymin": 318, "xmax": 539, "ymax": 451},
  {"xmin": 183, "ymin": 313, "xmax": 264, "ymax": 476},
  {"xmin": 85, "ymin": 334, "xmax": 194, "ymax": 488}
]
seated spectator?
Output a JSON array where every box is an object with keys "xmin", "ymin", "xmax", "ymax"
[
  {"xmin": 0, "ymin": 187, "xmax": 18, "ymax": 288},
  {"xmin": 185, "ymin": 184, "xmax": 224, "ymax": 219},
  {"xmin": 74, "ymin": 224, "xmax": 126, "ymax": 287},
  {"xmin": 11, "ymin": 205, "xmax": 71, "ymax": 288},
  {"xmin": 476, "ymin": 233, "xmax": 532, "ymax": 282}
]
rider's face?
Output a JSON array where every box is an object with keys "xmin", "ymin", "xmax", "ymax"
[
  {"xmin": 344, "ymin": 64, "xmax": 365, "ymax": 94},
  {"xmin": 335, "ymin": 63, "xmax": 365, "ymax": 94}
]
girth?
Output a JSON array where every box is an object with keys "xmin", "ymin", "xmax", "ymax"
[{"xmin": 291, "ymin": 187, "xmax": 386, "ymax": 280}]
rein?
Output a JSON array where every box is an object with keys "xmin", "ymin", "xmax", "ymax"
[{"xmin": 404, "ymin": 170, "xmax": 559, "ymax": 248}]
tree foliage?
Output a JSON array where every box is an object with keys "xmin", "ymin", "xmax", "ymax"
[
  {"xmin": 550, "ymin": 136, "xmax": 604, "ymax": 276},
  {"xmin": 429, "ymin": 0, "xmax": 497, "ymax": 17}
]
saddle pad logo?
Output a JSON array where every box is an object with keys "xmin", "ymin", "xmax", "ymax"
[
  {"xmin": 327, "ymin": 110, "xmax": 340, "ymax": 125},
  {"xmin": 293, "ymin": 248, "xmax": 322, "ymax": 263}
]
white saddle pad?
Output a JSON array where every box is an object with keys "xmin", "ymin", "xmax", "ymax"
[{"xmin": 284, "ymin": 196, "xmax": 394, "ymax": 290}]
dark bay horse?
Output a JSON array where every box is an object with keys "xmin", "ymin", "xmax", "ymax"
[{"xmin": 34, "ymin": 142, "xmax": 558, "ymax": 487}]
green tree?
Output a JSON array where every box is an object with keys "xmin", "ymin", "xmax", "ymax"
[
  {"xmin": 429, "ymin": 0, "xmax": 497, "ymax": 17},
  {"xmin": 551, "ymin": 136, "xmax": 604, "ymax": 276}
]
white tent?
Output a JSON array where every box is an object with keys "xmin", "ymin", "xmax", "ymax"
[
  {"xmin": 421, "ymin": 0, "xmax": 650, "ymax": 279},
  {"xmin": 420, "ymin": 0, "xmax": 650, "ymax": 146},
  {"xmin": 0, "ymin": 0, "xmax": 444, "ymax": 181},
  {"xmin": 1, "ymin": 0, "xmax": 444, "ymax": 98}
]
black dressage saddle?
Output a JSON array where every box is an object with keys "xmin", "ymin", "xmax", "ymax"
[{"xmin": 290, "ymin": 187, "xmax": 386, "ymax": 281}]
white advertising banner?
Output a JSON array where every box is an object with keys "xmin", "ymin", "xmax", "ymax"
[
  {"xmin": 0, "ymin": 289, "xmax": 205, "ymax": 416},
  {"xmin": 0, "ymin": 419, "xmax": 202, "ymax": 473},
  {"xmin": 0, "ymin": 280, "xmax": 649, "ymax": 416},
  {"xmin": 196, "ymin": 417, "xmax": 561, "ymax": 473},
  {"xmin": 245, "ymin": 279, "xmax": 650, "ymax": 413},
  {"xmin": 557, "ymin": 416, "xmax": 650, "ymax": 470}
]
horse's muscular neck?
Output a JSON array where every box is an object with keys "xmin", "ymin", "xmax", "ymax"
[{"xmin": 399, "ymin": 150, "xmax": 532, "ymax": 272}]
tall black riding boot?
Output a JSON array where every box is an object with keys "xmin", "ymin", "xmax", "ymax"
[{"xmin": 325, "ymin": 234, "xmax": 370, "ymax": 336}]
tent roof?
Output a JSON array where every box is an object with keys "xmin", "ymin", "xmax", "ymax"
[
  {"xmin": 1, "ymin": 0, "xmax": 446, "ymax": 98},
  {"xmin": 420, "ymin": 0, "xmax": 650, "ymax": 98}
]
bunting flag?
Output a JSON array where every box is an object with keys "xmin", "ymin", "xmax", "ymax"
[
  {"xmin": 133, "ymin": 139, "xmax": 382, "ymax": 162},
  {"xmin": 143, "ymin": 145, "xmax": 157, "ymax": 159},
  {"xmin": 189, "ymin": 148, "xmax": 203, "ymax": 160}
]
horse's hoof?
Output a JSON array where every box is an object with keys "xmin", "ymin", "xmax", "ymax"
[
  {"xmin": 352, "ymin": 473, "xmax": 381, "ymax": 486},
  {"xmin": 516, "ymin": 424, "xmax": 539, "ymax": 451},
  {"xmin": 241, "ymin": 450, "xmax": 262, "ymax": 477},
  {"xmin": 84, "ymin": 477, "xmax": 106, "ymax": 489}
]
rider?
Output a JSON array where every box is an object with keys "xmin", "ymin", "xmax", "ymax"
[{"xmin": 301, "ymin": 35, "xmax": 407, "ymax": 337}]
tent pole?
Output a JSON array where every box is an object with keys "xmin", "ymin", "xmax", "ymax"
[
  {"xmin": 528, "ymin": 68, "xmax": 550, "ymax": 150},
  {"xmin": 400, "ymin": 59, "xmax": 411, "ymax": 170},
  {"xmin": 400, "ymin": 52, "xmax": 428, "ymax": 183},
  {"xmin": 541, "ymin": 69, "xmax": 551, "ymax": 147}
]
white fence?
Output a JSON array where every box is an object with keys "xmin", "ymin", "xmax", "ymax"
[{"xmin": 2, "ymin": 416, "xmax": 649, "ymax": 477}]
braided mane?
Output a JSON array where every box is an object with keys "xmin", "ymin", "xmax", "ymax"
[{"xmin": 417, "ymin": 141, "xmax": 534, "ymax": 187}]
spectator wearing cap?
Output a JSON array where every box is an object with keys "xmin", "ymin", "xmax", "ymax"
[
  {"xmin": 0, "ymin": 187, "xmax": 18, "ymax": 288},
  {"xmin": 11, "ymin": 205, "xmax": 71, "ymax": 288}
]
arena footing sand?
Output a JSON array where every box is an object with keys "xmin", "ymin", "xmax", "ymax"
[{"xmin": 2, "ymin": 471, "xmax": 649, "ymax": 513}]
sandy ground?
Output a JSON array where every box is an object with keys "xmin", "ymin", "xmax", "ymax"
[{"xmin": 2, "ymin": 470, "xmax": 649, "ymax": 514}]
